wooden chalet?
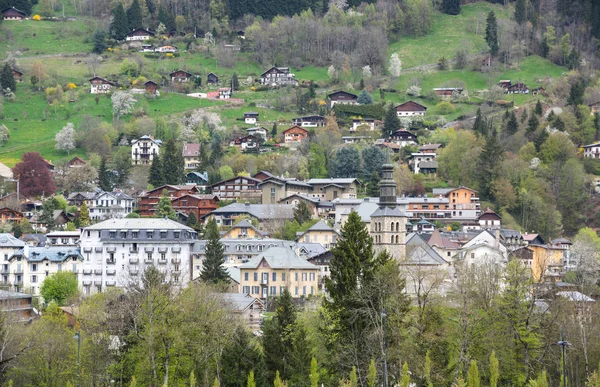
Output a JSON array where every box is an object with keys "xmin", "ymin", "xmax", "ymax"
[
  {"xmin": 244, "ymin": 112, "xmax": 259, "ymax": 124},
  {"xmin": 230, "ymin": 135, "xmax": 260, "ymax": 151},
  {"xmin": 327, "ymin": 91, "xmax": 358, "ymax": 108},
  {"xmin": 125, "ymin": 28, "xmax": 155, "ymax": 41},
  {"xmin": 89, "ymin": 77, "xmax": 116, "ymax": 94},
  {"xmin": 0, "ymin": 207, "xmax": 22, "ymax": 224},
  {"xmin": 433, "ymin": 88, "xmax": 463, "ymax": 97},
  {"xmin": 2, "ymin": 7, "xmax": 25, "ymax": 20},
  {"xmin": 260, "ymin": 67, "xmax": 297, "ymax": 86},
  {"xmin": 170, "ymin": 70, "xmax": 193, "ymax": 83},
  {"xmin": 137, "ymin": 185, "xmax": 201, "ymax": 217},
  {"xmin": 390, "ymin": 130, "xmax": 418, "ymax": 145},
  {"xmin": 292, "ymin": 115, "xmax": 325, "ymax": 127},
  {"xmin": 395, "ymin": 101, "xmax": 427, "ymax": 117},
  {"xmin": 145, "ymin": 80, "xmax": 158, "ymax": 95},
  {"xmin": 207, "ymin": 72, "xmax": 219, "ymax": 84},
  {"xmin": 67, "ymin": 156, "xmax": 86, "ymax": 168},
  {"xmin": 170, "ymin": 194, "xmax": 220, "ymax": 219},
  {"xmin": 209, "ymin": 176, "xmax": 262, "ymax": 201},
  {"xmin": 531, "ymin": 87, "xmax": 546, "ymax": 96},
  {"xmin": 282, "ymin": 126, "xmax": 309, "ymax": 144},
  {"xmin": 498, "ymin": 80, "xmax": 512, "ymax": 89},
  {"xmin": 11, "ymin": 69, "xmax": 23, "ymax": 82},
  {"xmin": 185, "ymin": 171, "xmax": 209, "ymax": 186},
  {"xmin": 506, "ymin": 83, "xmax": 529, "ymax": 94}
]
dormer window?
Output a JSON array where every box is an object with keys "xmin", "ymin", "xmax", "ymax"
[{"xmin": 147, "ymin": 231, "xmax": 154, "ymax": 239}]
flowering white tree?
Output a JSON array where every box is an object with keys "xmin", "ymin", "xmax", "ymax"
[
  {"xmin": 329, "ymin": 0, "xmax": 348, "ymax": 10},
  {"xmin": 178, "ymin": 126, "xmax": 197, "ymax": 143},
  {"xmin": 362, "ymin": 65, "xmax": 372, "ymax": 79},
  {"xmin": 55, "ymin": 122, "xmax": 76, "ymax": 155},
  {"xmin": 406, "ymin": 85, "xmax": 422, "ymax": 97},
  {"xmin": 327, "ymin": 65, "xmax": 338, "ymax": 83},
  {"xmin": 111, "ymin": 91, "xmax": 136, "ymax": 121},
  {"xmin": 389, "ymin": 53, "xmax": 402, "ymax": 78}
]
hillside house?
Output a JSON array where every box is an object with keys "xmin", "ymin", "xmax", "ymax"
[
  {"xmin": 171, "ymin": 194, "xmax": 220, "ymax": 219},
  {"xmin": 432, "ymin": 187, "xmax": 480, "ymax": 220},
  {"xmin": 137, "ymin": 185, "xmax": 202, "ymax": 216},
  {"xmin": 247, "ymin": 127, "xmax": 267, "ymax": 140},
  {"xmin": 144, "ymin": 80, "xmax": 158, "ymax": 95},
  {"xmin": 395, "ymin": 101, "xmax": 427, "ymax": 117},
  {"xmin": 207, "ymin": 203, "xmax": 294, "ymax": 227},
  {"xmin": 222, "ymin": 219, "xmax": 265, "ymax": 239},
  {"xmin": 89, "ymin": 77, "xmax": 116, "ymax": 94},
  {"xmin": 433, "ymin": 87, "xmax": 463, "ymax": 97},
  {"xmin": 589, "ymin": 102, "xmax": 600, "ymax": 115},
  {"xmin": 207, "ymin": 72, "xmax": 219, "ymax": 84},
  {"xmin": 419, "ymin": 143, "xmax": 442, "ymax": 153},
  {"xmin": 244, "ymin": 112, "xmax": 258, "ymax": 124},
  {"xmin": 218, "ymin": 87, "xmax": 232, "ymax": 99},
  {"xmin": 279, "ymin": 194, "xmax": 333, "ymax": 217},
  {"xmin": 67, "ymin": 156, "xmax": 86, "ymax": 168},
  {"xmin": 478, "ymin": 208, "xmax": 502, "ymax": 229},
  {"xmin": 182, "ymin": 143, "xmax": 201, "ymax": 169},
  {"xmin": 230, "ymin": 135, "xmax": 260, "ymax": 151},
  {"xmin": 259, "ymin": 177, "xmax": 313, "ymax": 204},
  {"xmin": 11, "ymin": 69, "xmax": 23, "ymax": 82},
  {"xmin": 155, "ymin": 45, "xmax": 177, "ymax": 53},
  {"xmin": 260, "ymin": 67, "xmax": 297, "ymax": 86},
  {"xmin": 532, "ymin": 87, "xmax": 546, "ymax": 96},
  {"xmin": 2, "ymin": 7, "xmax": 25, "ymax": 20},
  {"xmin": 220, "ymin": 293, "xmax": 264, "ymax": 330},
  {"xmin": 327, "ymin": 91, "xmax": 358, "ymax": 108},
  {"xmin": 125, "ymin": 28, "xmax": 154, "ymax": 41},
  {"xmin": 282, "ymin": 126, "xmax": 309, "ymax": 144},
  {"xmin": 185, "ymin": 172, "xmax": 209, "ymax": 188},
  {"xmin": 389, "ymin": 130, "xmax": 418, "ymax": 147},
  {"xmin": 296, "ymin": 220, "xmax": 339, "ymax": 249},
  {"xmin": 307, "ymin": 178, "xmax": 359, "ymax": 200},
  {"xmin": 89, "ymin": 190, "xmax": 134, "ymax": 221},
  {"xmin": 209, "ymin": 176, "xmax": 262, "ymax": 201},
  {"xmin": 170, "ymin": 70, "xmax": 193, "ymax": 83},
  {"xmin": 351, "ymin": 118, "xmax": 376, "ymax": 131},
  {"xmin": 0, "ymin": 208, "xmax": 22, "ymax": 224},
  {"xmin": 498, "ymin": 80, "xmax": 512, "ymax": 89},
  {"xmin": 410, "ymin": 152, "xmax": 437, "ymax": 174},
  {"xmin": 506, "ymin": 83, "xmax": 529, "ymax": 94},
  {"xmin": 583, "ymin": 142, "xmax": 600, "ymax": 158},
  {"xmin": 131, "ymin": 135, "xmax": 161, "ymax": 165},
  {"xmin": 292, "ymin": 115, "xmax": 325, "ymax": 127}
]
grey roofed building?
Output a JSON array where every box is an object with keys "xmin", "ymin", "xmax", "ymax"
[
  {"xmin": 371, "ymin": 206, "xmax": 407, "ymax": 218},
  {"xmin": 296, "ymin": 243, "xmax": 327, "ymax": 259},
  {"xmin": 209, "ymin": 203, "xmax": 295, "ymax": 220},
  {"xmin": 404, "ymin": 233, "xmax": 448, "ymax": 265},
  {"xmin": 11, "ymin": 247, "xmax": 83, "ymax": 262},
  {"xmin": 0, "ymin": 233, "xmax": 25, "ymax": 247},
  {"xmin": 240, "ymin": 247, "xmax": 319, "ymax": 270},
  {"xmin": 193, "ymin": 238, "xmax": 295, "ymax": 254},
  {"xmin": 227, "ymin": 267, "xmax": 241, "ymax": 283},
  {"xmin": 556, "ymin": 291, "xmax": 595, "ymax": 302},
  {"xmin": 305, "ymin": 220, "xmax": 336, "ymax": 232},
  {"xmin": 419, "ymin": 160, "xmax": 439, "ymax": 169},
  {"xmin": 220, "ymin": 293, "xmax": 264, "ymax": 311},
  {"xmin": 85, "ymin": 218, "xmax": 195, "ymax": 231},
  {"xmin": 306, "ymin": 178, "xmax": 359, "ymax": 185},
  {"xmin": 21, "ymin": 234, "xmax": 46, "ymax": 246},
  {"xmin": 340, "ymin": 202, "xmax": 380, "ymax": 223}
]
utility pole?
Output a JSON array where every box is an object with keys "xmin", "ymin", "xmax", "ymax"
[
  {"xmin": 74, "ymin": 331, "xmax": 81, "ymax": 387},
  {"xmin": 382, "ymin": 308, "xmax": 388, "ymax": 387},
  {"xmin": 558, "ymin": 328, "xmax": 570, "ymax": 387}
]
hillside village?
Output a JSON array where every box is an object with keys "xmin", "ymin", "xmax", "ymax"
[{"xmin": 1, "ymin": 0, "xmax": 600, "ymax": 385}]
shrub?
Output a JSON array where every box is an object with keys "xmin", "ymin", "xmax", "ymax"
[
  {"xmin": 32, "ymin": 14, "xmax": 41, "ymax": 21},
  {"xmin": 435, "ymin": 101, "xmax": 456, "ymax": 115}
]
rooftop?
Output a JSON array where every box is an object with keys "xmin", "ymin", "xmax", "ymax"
[
  {"xmin": 240, "ymin": 247, "xmax": 318, "ymax": 270},
  {"xmin": 84, "ymin": 218, "xmax": 195, "ymax": 231}
]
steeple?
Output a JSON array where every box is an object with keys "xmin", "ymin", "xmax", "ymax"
[{"xmin": 379, "ymin": 163, "xmax": 397, "ymax": 208}]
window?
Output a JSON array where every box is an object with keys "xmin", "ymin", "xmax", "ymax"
[
  {"xmin": 311, "ymin": 286, "xmax": 314, "ymax": 294},
  {"xmin": 73, "ymin": 264, "xmax": 77, "ymax": 272},
  {"xmin": 31, "ymin": 263, "xmax": 37, "ymax": 272},
  {"xmin": 270, "ymin": 286, "xmax": 276, "ymax": 295},
  {"xmin": 295, "ymin": 286, "xmax": 298, "ymax": 295},
  {"xmin": 120, "ymin": 232, "xmax": 127, "ymax": 238},
  {"xmin": 302, "ymin": 273, "xmax": 307, "ymax": 281},
  {"xmin": 174, "ymin": 232, "xmax": 180, "ymax": 239},
  {"xmin": 282, "ymin": 272, "xmax": 286, "ymax": 282},
  {"xmin": 244, "ymin": 273, "xmax": 248, "ymax": 281},
  {"xmin": 109, "ymin": 231, "xmax": 116, "ymax": 239},
  {"xmin": 160, "ymin": 253, "xmax": 166, "ymax": 260},
  {"xmin": 160, "ymin": 232, "xmax": 167, "ymax": 239},
  {"xmin": 471, "ymin": 253, "xmax": 475, "ymax": 258},
  {"xmin": 132, "ymin": 232, "xmax": 138, "ymax": 238},
  {"xmin": 86, "ymin": 231, "xmax": 90, "ymax": 237},
  {"xmin": 272, "ymin": 272, "xmax": 276, "ymax": 281},
  {"xmin": 254, "ymin": 273, "xmax": 258, "ymax": 281},
  {"xmin": 303, "ymin": 286, "xmax": 306, "ymax": 295},
  {"xmin": 309, "ymin": 273, "xmax": 315, "ymax": 281},
  {"xmin": 58, "ymin": 263, "xmax": 62, "ymax": 271},
  {"xmin": 243, "ymin": 286, "xmax": 250, "ymax": 294},
  {"xmin": 3, "ymin": 254, "xmax": 7, "ymax": 261},
  {"xmin": 31, "ymin": 275, "xmax": 38, "ymax": 283},
  {"xmin": 295, "ymin": 272, "xmax": 298, "ymax": 281},
  {"xmin": 147, "ymin": 252, "xmax": 153, "ymax": 260}
]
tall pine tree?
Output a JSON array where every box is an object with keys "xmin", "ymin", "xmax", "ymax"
[
  {"xmin": 514, "ymin": 0, "xmax": 527, "ymax": 25},
  {"xmin": 126, "ymin": 0, "xmax": 143, "ymax": 30},
  {"xmin": 485, "ymin": 11, "xmax": 499, "ymax": 56},
  {"xmin": 442, "ymin": 0, "xmax": 460, "ymax": 15},
  {"xmin": 161, "ymin": 139, "xmax": 184, "ymax": 185},
  {"xmin": 0, "ymin": 63, "xmax": 16, "ymax": 93},
  {"xmin": 200, "ymin": 218, "xmax": 229, "ymax": 284},
  {"xmin": 505, "ymin": 111, "xmax": 519, "ymax": 135},
  {"xmin": 155, "ymin": 190, "xmax": 177, "ymax": 219},
  {"xmin": 110, "ymin": 3, "xmax": 129, "ymax": 39},
  {"xmin": 148, "ymin": 152, "xmax": 165, "ymax": 188},
  {"xmin": 382, "ymin": 103, "xmax": 401, "ymax": 138},
  {"xmin": 98, "ymin": 157, "xmax": 112, "ymax": 191},
  {"xmin": 477, "ymin": 129, "xmax": 504, "ymax": 200},
  {"xmin": 472, "ymin": 108, "xmax": 487, "ymax": 136}
]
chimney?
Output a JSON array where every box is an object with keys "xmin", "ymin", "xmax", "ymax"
[{"xmin": 245, "ymin": 202, "xmax": 250, "ymax": 207}]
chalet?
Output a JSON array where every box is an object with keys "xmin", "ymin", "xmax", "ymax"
[
  {"xmin": 11, "ymin": 69, "xmax": 23, "ymax": 82},
  {"xmin": 207, "ymin": 72, "xmax": 219, "ymax": 84},
  {"xmin": 523, "ymin": 233, "xmax": 545, "ymax": 246},
  {"xmin": 220, "ymin": 293, "xmax": 264, "ymax": 331},
  {"xmin": 0, "ymin": 208, "xmax": 22, "ymax": 224},
  {"xmin": 66, "ymin": 156, "xmax": 86, "ymax": 168},
  {"xmin": 582, "ymin": 142, "xmax": 600, "ymax": 159},
  {"xmin": 218, "ymin": 87, "xmax": 232, "ymax": 99},
  {"xmin": 237, "ymin": 30, "xmax": 245, "ymax": 38},
  {"xmin": 419, "ymin": 143, "xmax": 442, "ymax": 153},
  {"xmin": 395, "ymin": 101, "xmax": 427, "ymax": 117},
  {"xmin": 43, "ymin": 158, "xmax": 55, "ymax": 171},
  {"xmin": 137, "ymin": 184, "xmax": 201, "ymax": 217},
  {"xmin": 31, "ymin": 210, "xmax": 70, "ymax": 231},
  {"xmin": 0, "ymin": 290, "xmax": 34, "ymax": 322},
  {"xmin": 144, "ymin": 80, "xmax": 158, "ymax": 95},
  {"xmin": 185, "ymin": 172, "xmax": 209, "ymax": 188},
  {"xmin": 433, "ymin": 87, "xmax": 463, "ymax": 97},
  {"xmin": 389, "ymin": 130, "xmax": 417, "ymax": 146},
  {"xmin": 506, "ymin": 83, "xmax": 529, "ymax": 94},
  {"xmin": 478, "ymin": 208, "xmax": 502, "ymax": 229},
  {"xmin": 131, "ymin": 135, "xmax": 161, "ymax": 165},
  {"xmin": 170, "ymin": 70, "xmax": 193, "ymax": 83},
  {"xmin": 171, "ymin": 194, "xmax": 220, "ymax": 219},
  {"xmin": 209, "ymin": 176, "xmax": 262, "ymax": 201},
  {"xmin": 375, "ymin": 141, "xmax": 401, "ymax": 153},
  {"xmin": 292, "ymin": 115, "xmax": 325, "ymax": 127},
  {"xmin": 253, "ymin": 171, "xmax": 275, "ymax": 181},
  {"xmin": 125, "ymin": 28, "xmax": 155, "ymax": 41},
  {"xmin": 531, "ymin": 87, "xmax": 546, "ymax": 96},
  {"xmin": 410, "ymin": 152, "xmax": 437, "ymax": 174},
  {"xmin": 279, "ymin": 194, "xmax": 333, "ymax": 218},
  {"xmin": 498, "ymin": 80, "xmax": 512, "ymax": 89},
  {"xmin": 67, "ymin": 191, "xmax": 96, "ymax": 207},
  {"xmin": 154, "ymin": 45, "xmax": 177, "ymax": 53},
  {"xmin": 351, "ymin": 118, "xmax": 375, "ymax": 131},
  {"xmin": 89, "ymin": 77, "xmax": 116, "ymax": 94},
  {"xmin": 432, "ymin": 187, "xmax": 480, "ymax": 220},
  {"xmin": 342, "ymin": 136, "xmax": 370, "ymax": 144},
  {"xmin": 259, "ymin": 177, "xmax": 313, "ymax": 204},
  {"xmin": 247, "ymin": 127, "xmax": 267, "ymax": 140},
  {"xmin": 418, "ymin": 160, "xmax": 438, "ymax": 175},
  {"xmin": 328, "ymin": 91, "xmax": 358, "ymax": 108},
  {"xmin": 282, "ymin": 126, "xmax": 309, "ymax": 144},
  {"xmin": 306, "ymin": 178, "xmax": 359, "ymax": 200},
  {"xmin": 244, "ymin": 112, "xmax": 258, "ymax": 124},
  {"xmin": 260, "ymin": 67, "xmax": 297, "ymax": 86},
  {"xmin": 230, "ymin": 135, "xmax": 260, "ymax": 151},
  {"xmin": 182, "ymin": 143, "xmax": 201, "ymax": 169},
  {"xmin": 481, "ymin": 56, "xmax": 492, "ymax": 67},
  {"xmin": 588, "ymin": 101, "xmax": 600, "ymax": 115},
  {"xmin": 2, "ymin": 7, "xmax": 25, "ymax": 20}
]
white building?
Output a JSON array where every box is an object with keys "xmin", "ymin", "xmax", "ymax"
[
  {"xmin": 125, "ymin": 28, "xmax": 154, "ymax": 41},
  {"xmin": 350, "ymin": 119, "xmax": 376, "ymax": 132},
  {"xmin": 131, "ymin": 135, "xmax": 162, "ymax": 165},
  {"xmin": 395, "ymin": 101, "xmax": 427, "ymax": 117},
  {"xmin": 89, "ymin": 77, "xmax": 116, "ymax": 94},
  {"xmin": 46, "ymin": 231, "xmax": 80, "ymax": 246},
  {"xmin": 244, "ymin": 112, "xmax": 258, "ymax": 124},
  {"xmin": 582, "ymin": 142, "xmax": 600, "ymax": 159},
  {"xmin": 247, "ymin": 127, "xmax": 267, "ymax": 140},
  {"xmin": 90, "ymin": 190, "xmax": 135, "ymax": 221},
  {"xmin": 79, "ymin": 218, "xmax": 198, "ymax": 294},
  {"xmin": 410, "ymin": 152, "xmax": 437, "ymax": 174}
]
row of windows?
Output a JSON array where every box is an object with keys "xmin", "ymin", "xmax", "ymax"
[
  {"xmin": 243, "ymin": 272, "xmax": 316, "ymax": 282},
  {"xmin": 374, "ymin": 235, "xmax": 400, "ymax": 244},
  {"xmin": 373, "ymin": 222, "xmax": 402, "ymax": 232},
  {"xmin": 242, "ymin": 285, "xmax": 315, "ymax": 296}
]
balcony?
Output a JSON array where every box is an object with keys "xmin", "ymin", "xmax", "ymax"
[
  {"xmin": 106, "ymin": 269, "xmax": 116, "ymax": 276},
  {"xmin": 13, "ymin": 278, "xmax": 22, "ymax": 285},
  {"xmin": 94, "ymin": 280, "xmax": 102, "ymax": 286},
  {"xmin": 129, "ymin": 267, "xmax": 139, "ymax": 275},
  {"xmin": 129, "ymin": 258, "xmax": 139, "ymax": 264},
  {"xmin": 158, "ymin": 258, "xmax": 167, "ymax": 265},
  {"xmin": 144, "ymin": 258, "xmax": 153, "ymax": 264},
  {"xmin": 82, "ymin": 280, "xmax": 92, "ymax": 286},
  {"xmin": 106, "ymin": 281, "xmax": 116, "ymax": 286},
  {"xmin": 13, "ymin": 269, "xmax": 23, "ymax": 274},
  {"xmin": 260, "ymin": 278, "xmax": 268, "ymax": 286},
  {"xmin": 106, "ymin": 259, "xmax": 116, "ymax": 265},
  {"xmin": 171, "ymin": 258, "xmax": 181, "ymax": 264},
  {"xmin": 94, "ymin": 269, "xmax": 102, "ymax": 275},
  {"xmin": 129, "ymin": 247, "xmax": 139, "ymax": 253},
  {"xmin": 83, "ymin": 269, "xmax": 92, "ymax": 275}
]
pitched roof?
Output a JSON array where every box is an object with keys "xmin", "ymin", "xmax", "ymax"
[
  {"xmin": 210, "ymin": 203, "xmax": 294, "ymax": 220},
  {"xmin": 419, "ymin": 143, "xmax": 442, "ymax": 151},
  {"xmin": 296, "ymin": 243, "xmax": 327, "ymax": 259},
  {"xmin": 240, "ymin": 247, "xmax": 318, "ymax": 270},
  {"xmin": 404, "ymin": 233, "xmax": 448, "ymax": 265},
  {"xmin": 2, "ymin": 7, "xmax": 26, "ymax": 16},
  {"xmin": 170, "ymin": 69, "xmax": 192, "ymax": 77},
  {"xmin": 306, "ymin": 178, "xmax": 358, "ymax": 185},
  {"xmin": 370, "ymin": 206, "xmax": 406, "ymax": 218},
  {"xmin": 327, "ymin": 90, "xmax": 358, "ymax": 99},
  {"xmin": 307, "ymin": 220, "xmax": 335, "ymax": 232},
  {"xmin": 282, "ymin": 125, "xmax": 309, "ymax": 134},
  {"xmin": 185, "ymin": 172, "xmax": 209, "ymax": 183},
  {"xmin": 478, "ymin": 208, "xmax": 502, "ymax": 221},
  {"xmin": 226, "ymin": 267, "xmax": 241, "ymax": 284},
  {"xmin": 182, "ymin": 143, "xmax": 200, "ymax": 157},
  {"xmin": 418, "ymin": 160, "xmax": 438, "ymax": 169},
  {"xmin": 13, "ymin": 247, "xmax": 83, "ymax": 262},
  {"xmin": 127, "ymin": 28, "xmax": 155, "ymax": 36},
  {"xmin": 84, "ymin": 218, "xmax": 195, "ymax": 231},
  {"xmin": 0, "ymin": 233, "xmax": 25, "ymax": 247},
  {"xmin": 0, "ymin": 289, "xmax": 31, "ymax": 300},
  {"xmin": 0, "ymin": 162, "xmax": 12, "ymax": 179},
  {"xmin": 396, "ymin": 101, "xmax": 427, "ymax": 112},
  {"xmin": 432, "ymin": 186, "xmax": 478, "ymax": 196},
  {"xmin": 427, "ymin": 229, "xmax": 458, "ymax": 249},
  {"xmin": 220, "ymin": 293, "xmax": 264, "ymax": 311}
]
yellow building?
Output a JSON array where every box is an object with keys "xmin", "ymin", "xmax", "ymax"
[
  {"xmin": 222, "ymin": 219, "xmax": 264, "ymax": 239},
  {"xmin": 239, "ymin": 247, "xmax": 320, "ymax": 299},
  {"xmin": 528, "ymin": 244, "xmax": 565, "ymax": 282},
  {"xmin": 296, "ymin": 220, "xmax": 339, "ymax": 249}
]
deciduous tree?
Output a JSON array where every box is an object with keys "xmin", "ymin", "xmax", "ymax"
[
  {"xmin": 40, "ymin": 272, "xmax": 79, "ymax": 305},
  {"xmin": 12, "ymin": 152, "xmax": 56, "ymax": 198},
  {"xmin": 54, "ymin": 122, "xmax": 76, "ymax": 155}
]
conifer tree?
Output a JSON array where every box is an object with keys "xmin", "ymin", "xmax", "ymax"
[
  {"xmin": 473, "ymin": 108, "xmax": 486, "ymax": 136},
  {"xmin": 79, "ymin": 202, "xmax": 90, "ymax": 227},
  {"xmin": 400, "ymin": 362, "xmax": 410, "ymax": 387},
  {"xmin": 485, "ymin": 11, "xmax": 499, "ymax": 56},
  {"xmin": 110, "ymin": 3, "xmax": 129, "ymax": 39},
  {"xmin": 442, "ymin": 0, "xmax": 460, "ymax": 15},
  {"xmin": 505, "ymin": 111, "xmax": 519, "ymax": 135},
  {"xmin": 200, "ymin": 218, "xmax": 229, "ymax": 283},
  {"xmin": 0, "ymin": 63, "xmax": 16, "ymax": 93},
  {"xmin": 271, "ymin": 122, "xmax": 278, "ymax": 139},
  {"xmin": 467, "ymin": 361, "xmax": 480, "ymax": 387},
  {"xmin": 126, "ymin": 0, "xmax": 143, "ymax": 30},
  {"xmin": 424, "ymin": 351, "xmax": 433, "ymax": 387},
  {"xmin": 349, "ymin": 367, "xmax": 358, "ymax": 387},
  {"xmin": 383, "ymin": 103, "xmax": 401, "ymax": 138},
  {"xmin": 489, "ymin": 351, "xmax": 499, "ymax": 387},
  {"xmin": 477, "ymin": 130, "xmax": 504, "ymax": 200},
  {"xmin": 534, "ymin": 100, "xmax": 543, "ymax": 116},
  {"xmin": 357, "ymin": 90, "xmax": 373, "ymax": 104},
  {"xmin": 514, "ymin": 0, "xmax": 527, "ymax": 25},
  {"xmin": 293, "ymin": 201, "xmax": 312, "ymax": 224},
  {"xmin": 367, "ymin": 171, "xmax": 380, "ymax": 197},
  {"xmin": 148, "ymin": 152, "xmax": 165, "ymax": 187},
  {"xmin": 155, "ymin": 190, "xmax": 177, "ymax": 220},
  {"xmin": 98, "ymin": 157, "xmax": 112, "ymax": 191},
  {"xmin": 186, "ymin": 211, "xmax": 198, "ymax": 230},
  {"xmin": 247, "ymin": 371, "xmax": 255, "ymax": 387},
  {"xmin": 527, "ymin": 114, "xmax": 539, "ymax": 136},
  {"xmin": 232, "ymin": 72, "xmax": 239, "ymax": 91},
  {"xmin": 367, "ymin": 359, "xmax": 377, "ymax": 387},
  {"xmin": 534, "ymin": 128, "xmax": 548, "ymax": 152},
  {"xmin": 190, "ymin": 372, "xmax": 196, "ymax": 387},
  {"xmin": 161, "ymin": 139, "xmax": 184, "ymax": 185},
  {"xmin": 310, "ymin": 358, "xmax": 319, "ymax": 387}
]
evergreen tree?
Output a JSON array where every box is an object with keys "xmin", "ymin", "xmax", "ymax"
[
  {"xmin": 247, "ymin": 371, "xmax": 256, "ymax": 387},
  {"xmin": 0, "ymin": 63, "xmax": 16, "ymax": 93},
  {"xmin": 505, "ymin": 111, "xmax": 519, "ymax": 135},
  {"xmin": 367, "ymin": 359, "xmax": 377, "ymax": 387},
  {"xmin": 568, "ymin": 80, "xmax": 585, "ymax": 106},
  {"xmin": 293, "ymin": 201, "xmax": 312, "ymax": 225},
  {"xmin": 489, "ymin": 351, "xmax": 499, "ymax": 387},
  {"xmin": 92, "ymin": 30, "xmax": 107, "ymax": 54},
  {"xmin": 477, "ymin": 130, "xmax": 504, "ymax": 200},
  {"xmin": 515, "ymin": 0, "xmax": 527, "ymax": 25},
  {"xmin": 367, "ymin": 171, "xmax": 380, "ymax": 197},
  {"xmin": 79, "ymin": 202, "xmax": 90, "ymax": 227},
  {"xmin": 98, "ymin": 157, "xmax": 112, "ymax": 191},
  {"xmin": 554, "ymin": 116, "xmax": 565, "ymax": 132},
  {"xmin": 357, "ymin": 90, "xmax": 373, "ymax": 104},
  {"xmin": 232, "ymin": 73, "xmax": 239, "ymax": 91},
  {"xmin": 442, "ymin": 0, "xmax": 460, "ymax": 15},
  {"xmin": 383, "ymin": 103, "xmax": 401, "ymax": 138},
  {"xmin": 148, "ymin": 152, "xmax": 165, "ymax": 188},
  {"xmin": 210, "ymin": 133, "xmax": 224, "ymax": 165},
  {"xmin": 221, "ymin": 326, "xmax": 265, "ymax": 387},
  {"xmin": 186, "ymin": 211, "xmax": 198, "ymax": 229},
  {"xmin": 161, "ymin": 139, "xmax": 184, "ymax": 185},
  {"xmin": 126, "ymin": 0, "xmax": 143, "ymax": 30},
  {"xmin": 308, "ymin": 143, "xmax": 328, "ymax": 178},
  {"xmin": 310, "ymin": 358, "xmax": 319, "ymax": 387},
  {"xmin": 424, "ymin": 351, "xmax": 433, "ymax": 387},
  {"xmin": 527, "ymin": 114, "xmax": 539, "ymax": 136},
  {"xmin": 534, "ymin": 100, "xmax": 543, "ymax": 116},
  {"xmin": 271, "ymin": 122, "xmax": 278, "ymax": 139},
  {"xmin": 534, "ymin": 129, "xmax": 548, "ymax": 152},
  {"xmin": 472, "ymin": 108, "xmax": 486, "ymax": 136},
  {"xmin": 155, "ymin": 190, "xmax": 177, "ymax": 220},
  {"xmin": 594, "ymin": 113, "xmax": 600, "ymax": 140},
  {"xmin": 485, "ymin": 11, "xmax": 499, "ymax": 56},
  {"xmin": 200, "ymin": 218, "xmax": 229, "ymax": 284},
  {"xmin": 467, "ymin": 361, "xmax": 480, "ymax": 387},
  {"xmin": 400, "ymin": 362, "xmax": 410, "ymax": 387},
  {"xmin": 110, "ymin": 3, "xmax": 129, "ymax": 39},
  {"xmin": 520, "ymin": 109, "xmax": 528, "ymax": 123}
]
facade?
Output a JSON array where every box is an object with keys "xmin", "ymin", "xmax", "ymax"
[
  {"xmin": 350, "ymin": 119, "xmax": 376, "ymax": 132},
  {"xmin": 296, "ymin": 220, "xmax": 339, "ymax": 249},
  {"xmin": 182, "ymin": 143, "xmax": 201, "ymax": 169},
  {"xmin": 89, "ymin": 190, "xmax": 134, "ymax": 220},
  {"xmin": 209, "ymin": 176, "xmax": 262, "ymax": 201},
  {"xmin": 239, "ymin": 247, "xmax": 319, "ymax": 299},
  {"xmin": 154, "ymin": 45, "xmax": 178, "ymax": 53},
  {"xmin": 170, "ymin": 70, "xmax": 193, "ymax": 83},
  {"xmin": 218, "ymin": 87, "xmax": 232, "ymax": 99},
  {"xmin": 125, "ymin": 28, "xmax": 154, "ymax": 41},
  {"xmin": 137, "ymin": 185, "xmax": 201, "ymax": 217},
  {"xmin": 279, "ymin": 194, "xmax": 333, "ymax": 218},
  {"xmin": 185, "ymin": 171, "xmax": 209, "ymax": 188},
  {"xmin": 220, "ymin": 293, "xmax": 264, "ymax": 330},
  {"xmin": 0, "ymin": 290, "xmax": 33, "ymax": 321},
  {"xmin": 0, "ymin": 207, "xmax": 22, "ymax": 224},
  {"xmin": 411, "ymin": 152, "xmax": 437, "ymax": 174},
  {"xmin": 170, "ymin": 194, "xmax": 220, "ymax": 219},
  {"xmin": 282, "ymin": 126, "xmax": 309, "ymax": 144},
  {"xmin": 131, "ymin": 135, "xmax": 161, "ymax": 165},
  {"xmin": 328, "ymin": 91, "xmax": 358, "ymax": 108},
  {"xmin": 306, "ymin": 178, "xmax": 359, "ymax": 200},
  {"xmin": 506, "ymin": 83, "xmax": 529, "ymax": 94},
  {"xmin": 244, "ymin": 112, "xmax": 258, "ymax": 124},
  {"xmin": 79, "ymin": 219, "xmax": 198, "ymax": 294},
  {"xmin": 260, "ymin": 67, "xmax": 297, "ymax": 86},
  {"xmin": 389, "ymin": 130, "xmax": 418, "ymax": 147},
  {"xmin": 292, "ymin": 115, "xmax": 325, "ymax": 127},
  {"xmin": 247, "ymin": 127, "xmax": 267, "ymax": 140},
  {"xmin": 230, "ymin": 135, "xmax": 259, "ymax": 151},
  {"xmin": 207, "ymin": 203, "xmax": 294, "ymax": 227},
  {"xmin": 478, "ymin": 208, "xmax": 502, "ymax": 229},
  {"xmin": 2, "ymin": 7, "xmax": 25, "ymax": 20},
  {"xmin": 89, "ymin": 77, "xmax": 116, "ymax": 94},
  {"xmin": 582, "ymin": 142, "xmax": 600, "ymax": 159},
  {"xmin": 433, "ymin": 87, "xmax": 463, "ymax": 97},
  {"xmin": 145, "ymin": 80, "xmax": 158, "ymax": 95},
  {"xmin": 259, "ymin": 177, "xmax": 313, "ymax": 204},
  {"xmin": 46, "ymin": 231, "xmax": 80, "ymax": 246},
  {"xmin": 396, "ymin": 101, "xmax": 427, "ymax": 117},
  {"xmin": 222, "ymin": 219, "xmax": 264, "ymax": 239},
  {"xmin": 432, "ymin": 187, "xmax": 480, "ymax": 220},
  {"xmin": 67, "ymin": 156, "xmax": 86, "ymax": 168},
  {"xmin": 207, "ymin": 72, "xmax": 219, "ymax": 84}
]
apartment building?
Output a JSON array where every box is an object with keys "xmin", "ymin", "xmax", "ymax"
[
  {"xmin": 79, "ymin": 218, "xmax": 198, "ymax": 294},
  {"xmin": 295, "ymin": 220, "xmax": 339, "ymax": 249},
  {"xmin": 46, "ymin": 231, "xmax": 80, "ymax": 246}
]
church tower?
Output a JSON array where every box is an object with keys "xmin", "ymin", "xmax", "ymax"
[{"xmin": 370, "ymin": 163, "xmax": 408, "ymax": 259}]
